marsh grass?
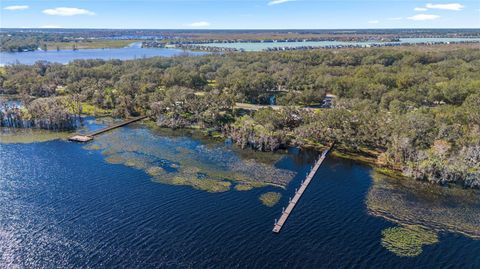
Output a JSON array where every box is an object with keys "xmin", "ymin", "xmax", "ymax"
[
  {"xmin": 83, "ymin": 123, "xmax": 296, "ymax": 193},
  {"xmin": 44, "ymin": 40, "xmax": 141, "ymax": 50},
  {"xmin": 0, "ymin": 127, "xmax": 72, "ymax": 143},
  {"xmin": 235, "ymin": 182, "xmax": 268, "ymax": 191},
  {"xmin": 381, "ymin": 226, "xmax": 438, "ymax": 257},
  {"xmin": 259, "ymin": 192, "xmax": 282, "ymax": 207},
  {"xmin": 171, "ymin": 176, "xmax": 231, "ymax": 193},
  {"xmin": 367, "ymin": 171, "xmax": 480, "ymax": 239},
  {"xmin": 80, "ymin": 103, "xmax": 113, "ymax": 116}
]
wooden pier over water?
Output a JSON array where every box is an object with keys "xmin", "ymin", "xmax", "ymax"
[
  {"xmin": 273, "ymin": 144, "xmax": 333, "ymax": 233},
  {"xmin": 69, "ymin": 116, "xmax": 147, "ymax": 142}
]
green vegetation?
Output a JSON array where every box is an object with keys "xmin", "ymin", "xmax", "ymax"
[
  {"xmin": 235, "ymin": 182, "xmax": 268, "ymax": 191},
  {"xmin": 367, "ymin": 171, "xmax": 480, "ymax": 239},
  {"xmin": 381, "ymin": 226, "xmax": 439, "ymax": 257},
  {"xmin": 259, "ymin": 192, "xmax": 282, "ymax": 207},
  {"xmin": 235, "ymin": 184, "xmax": 254, "ymax": 191},
  {"xmin": 0, "ymin": 96, "xmax": 79, "ymax": 130},
  {"xmin": 82, "ymin": 121, "xmax": 295, "ymax": 192},
  {"xmin": 1, "ymin": 45, "xmax": 479, "ymax": 187},
  {"xmin": 43, "ymin": 40, "xmax": 139, "ymax": 50},
  {"xmin": 0, "ymin": 31, "xmax": 139, "ymax": 52},
  {"xmin": 171, "ymin": 176, "xmax": 232, "ymax": 193},
  {"xmin": 0, "ymin": 127, "xmax": 72, "ymax": 143},
  {"xmin": 80, "ymin": 102, "xmax": 113, "ymax": 116}
]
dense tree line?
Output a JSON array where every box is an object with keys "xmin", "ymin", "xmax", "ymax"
[
  {"xmin": 0, "ymin": 32, "xmax": 68, "ymax": 52},
  {"xmin": 0, "ymin": 97, "xmax": 78, "ymax": 130},
  {"xmin": 0, "ymin": 46, "xmax": 479, "ymax": 187}
]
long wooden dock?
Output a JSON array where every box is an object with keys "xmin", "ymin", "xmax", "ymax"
[
  {"xmin": 273, "ymin": 144, "xmax": 333, "ymax": 233},
  {"xmin": 69, "ymin": 116, "xmax": 147, "ymax": 142}
]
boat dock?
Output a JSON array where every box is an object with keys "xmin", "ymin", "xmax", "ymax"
[
  {"xmin": 273, "ymin": 144, "xmax": 333, "ymax": 233},
  {"xmin": 69, "ymin": 116, "xmax": 147, "ymax": 142}
]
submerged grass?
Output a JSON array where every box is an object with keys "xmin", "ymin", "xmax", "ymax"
[
  {"xmin": 381, "ymin": 225, "xmax": 439, "ymax": 257},
  {"xmin": 0, "ymin": 127, "xmax": 72, "ymax": 144},
  {"xmin": 80, "ymin": 103, "xmax": 113, "ymax": 116},
  {"xmin": 235, "ymin": 182, "xmax": 268, "ymax": 191},
  {"xmin": 259, "ymin": 192, "xmax": 282, "ymax": 207},
  {"xmin": 83, "ymin": 122, "xmax": 296, "ymax": 193},
  {"xmin": 368, "ymin": 171, "xmax": 480, "ymax": 238},
  {"xmin": 171, "ymin": 176, "xmax": 231, "ymax": 193},
  {"xmin": 44, "ymin": 40, "xmax": 141, "ymax": 50}
]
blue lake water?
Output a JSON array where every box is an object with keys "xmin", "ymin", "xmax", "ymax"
[
  {"xmin": 194, "ymin": 37, "xmax": 480, "ymax": 51},
  {"xmin": 2, "ymin": 38, "xmax": 479, "ymax": 65},
  {"xmin": 0, "ymin": 121, "xmax": 479, "ymax": 268},
  {"xmin": 0, "ymin": 43, "xmax": 206, "ymax": 65}
]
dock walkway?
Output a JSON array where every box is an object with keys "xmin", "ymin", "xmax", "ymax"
[
  {"xmin": 273, "ymin": 144, "xmax": 333, "ymax": 233},
  {"xmin": 69, "ymin": 116, "xmax": 147, "ymax": 142}
]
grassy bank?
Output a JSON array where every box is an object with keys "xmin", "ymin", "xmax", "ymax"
[
  {"xmin": 143, "ymin": 117, "xmax": 407, "ymax": 181},
  {"xmin": 43, "ymin": 40, "xmax": 141, "ymax": 51}
]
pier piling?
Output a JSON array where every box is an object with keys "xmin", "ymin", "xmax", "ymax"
[
  {"xmin": 69, "ymin": 116, "xmax": 147, "ymax": 142},
  {"xmin": 272, "ymin": 144, "xmax": 333, "ymax": 233}
]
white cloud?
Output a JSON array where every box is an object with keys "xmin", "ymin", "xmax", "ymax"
[
  {"xmin": 268, "ymin": 0, "xmax": 295, "ymax": 6},
  {"xmin": 414, "ymin": 7, "xmax": 428, "ymax": 11},
  {"xmin": 407, "ymin": 14, "xmax": 440, "ymax": 21},
  {"xmin": 187, "ymin": 21, "xmax": 210, "ymax": 27},
  {"xmin": 3, "ymin": 5, "xmax": 29, "ymax": 11},
  {"xmin": 43, "ymin": 7, "xmax": 95, "ymax": 16},
  {"xmin": 388, "ymin": 17, "xmax": 403, "ymax": 20},
  {"xmin": 368, "ymin": 20, "xmax": 380, "ymax": 24},
  {"xmin": 40, "ymin": 25, "xmax": 62, "ymax": 28},
  {"xmin": 425, "ymin": 3, "xmax": 464, "ymax": 11}
]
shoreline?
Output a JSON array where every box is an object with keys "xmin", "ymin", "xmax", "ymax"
[
  {"xmin": 0, "ymin": 115, "xmax": 475, "ymax": 189},
  {"xmin": 142, "ymin": 119, "xmax": 410, "ymax": 182}
]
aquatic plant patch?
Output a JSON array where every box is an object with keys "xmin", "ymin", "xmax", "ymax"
[
  {"xmin": 0, "ymin": 127, "xmax": 72, "ymax": 144},
  {"xmin": 381, "ymin": 226, "xmax": 438, "ymax": 257},
  {"xmin": 84, "ymin": 124, "xmax": 296, "ymax": 193},
  {"xmin": 259, "ymin": 192, "xmax": 282, "ymax": 207},
  {"xmin": 367, "ymin": 171, "xmax": 480, "ymax": 239}
]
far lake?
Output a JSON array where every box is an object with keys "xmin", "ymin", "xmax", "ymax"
[
  {"xmin": 0, "ymin": 42, "xmax": 206, "ymax": 65},
  {"xmin": 1, "ymin": 38, "xmax": 479, "ymax": 66},
  {"xmin": 194, "ymin": 37, "xmax": 480, "ymax": 51}
]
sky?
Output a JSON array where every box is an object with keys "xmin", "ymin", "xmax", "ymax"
[{"xmin": 1, "ymin": 0, "xmax": 479, "ymax": 29}]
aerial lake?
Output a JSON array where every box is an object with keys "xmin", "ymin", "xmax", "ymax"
[
  {"xmin": 194, "ymin": 37, "xmax": 480, "ymax": 51},
  {"xmin": 2, "ymin": 38, "xmax": 479, "ymax": 66},
  {"xmin": 1, "ymin": 118, "xmax": 479, "ymax": 268},
  {"xmin": 0, "ymin": 43, "xmax": 206, "ymax": 65}
]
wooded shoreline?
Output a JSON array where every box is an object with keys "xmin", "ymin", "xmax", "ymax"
[{"xmin": 1, "ymin": 45, "xmax": 479, "ymax": 188}]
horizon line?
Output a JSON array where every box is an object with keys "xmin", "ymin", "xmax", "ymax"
[{"xmin": 2, "ymin": 27, "xmax": 480, "ymax": 31}]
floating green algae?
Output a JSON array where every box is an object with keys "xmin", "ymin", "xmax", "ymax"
[
  {"xmin": 259, "ymin": 192, "xmax": 282, "ymax": 207},
  {"xmin": 381, "ymin": 225, "xmax": 439, "ymax": 257},
  {"xmin": 83, "ymin": 124, "xmax": 296, "ymax": 193}
]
